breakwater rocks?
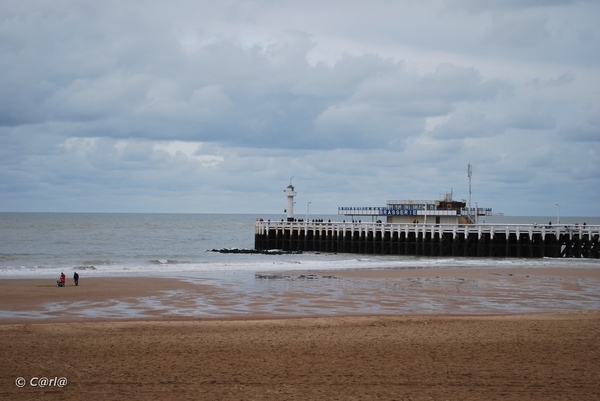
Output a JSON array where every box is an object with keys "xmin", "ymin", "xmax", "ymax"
[
  {"xmin": 209, "ymin": 248, "xmax": 303, "ymax": 255},
  {"xmin": 255, "ymin": 273, "xmax": 339, "ymax": 280}
]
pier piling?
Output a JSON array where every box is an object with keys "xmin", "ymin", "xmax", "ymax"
[{"xmin": 255, "ymin": 221, "xmax": 600, "ymax": 259}]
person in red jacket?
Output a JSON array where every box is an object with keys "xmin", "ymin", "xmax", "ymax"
[{"xmin": 57, "ymin": 272, "xmax": 66, "ymax": 287}]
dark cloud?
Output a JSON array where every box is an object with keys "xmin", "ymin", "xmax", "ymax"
[
  {"xmin": 0, "ymin": 0, "xmax": 598, "ymax": 215},
  {"xmin": 451, "ymin": 0, "xmax": 589, "ymax": 12}
]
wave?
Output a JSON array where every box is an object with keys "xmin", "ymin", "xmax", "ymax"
[
  {"xmin": 0, "ymin": 255, "xmax": 19, "ymax": 263},
  {"xmin": 73, "ymin": 265, "xmax": 98, "ymax": 271},
  {"xmin": 149, "ymin": 259, "xmax": 183, "ymax": 265},
  {"xmin": 81, "ymin": 259, "xmax": 114, "ymax": 266},
  {"xmin": 1, "ymin": 253, "xmax": 598, "ymax": 278}
]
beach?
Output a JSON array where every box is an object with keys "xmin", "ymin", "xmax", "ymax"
[
  {"xmin": 1, "ymin": 312, "xmax": 599, "ymax": 400},
  {"xmin": 1, "ymin": 268, "xmax": 600, "ymax": 400}
]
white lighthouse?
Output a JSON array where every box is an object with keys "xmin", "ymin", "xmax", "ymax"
[{"xmin": 284, "ymin": 179, "xmax": 297, "ymax": 222}]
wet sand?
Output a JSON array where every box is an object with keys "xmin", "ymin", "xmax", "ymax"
[
  {"xmin": 0, "ymin": 267, "xmax": 599, "ymax": 320},
  {"xmin": 1, "ymin": 267, "xmax": 599, "ymax": 400}
]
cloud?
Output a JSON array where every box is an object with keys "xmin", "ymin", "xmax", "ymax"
[
  {"xmin": 429, "ymin": 110, "xmax": 502, "ymax": 139},
  {"xmin": 529, "ymin": 72, "xmax": 575, "ymax": 87},
  {"xmin": 0, "ymin": 0, "xmax": 598, "ymax": 216},
  {"xmin": 451, "ymin": 0, "xmax": 587, "ymax": 12}
]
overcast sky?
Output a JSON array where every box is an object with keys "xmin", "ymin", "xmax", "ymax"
[{"xmin": 1, "ymin": 0, "xmax": 598, "ymax": 216}]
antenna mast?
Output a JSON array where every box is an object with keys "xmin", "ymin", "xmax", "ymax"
[{"xmin": 467, "ymin": 163, "xmax": 473, "ymax": 221}]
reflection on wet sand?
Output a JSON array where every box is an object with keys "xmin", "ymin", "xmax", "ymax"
[{"xmin": 1, "ymin": 267, "xmax": 599, "ymax": 321}]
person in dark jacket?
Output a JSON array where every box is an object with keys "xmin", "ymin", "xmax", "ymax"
[{"xmin": 73, "ymin": 271, "xmax": 79, "ymax": 286}]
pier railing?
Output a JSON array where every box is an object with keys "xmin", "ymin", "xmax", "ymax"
[{"xmin": 254, "ymin": 220, "xmax": 600, "ymax": 258}]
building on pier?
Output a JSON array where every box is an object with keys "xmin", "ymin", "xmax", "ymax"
[{"xmin": 338, "ymin": 191, "xmax": 492, "ymax": 225}]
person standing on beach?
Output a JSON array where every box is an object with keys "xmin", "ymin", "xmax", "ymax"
[
  {"xmin": 73, "ymin": 272, "xmax": 79, "ymax": 286},
  {"xmin": 57, "ymin": 272, "xmax": 66, "ymax": 287}
]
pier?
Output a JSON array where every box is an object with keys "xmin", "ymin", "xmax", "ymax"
[{"xmin": 254, "ymin": 221, "xmax": 600, "ymax": 259}]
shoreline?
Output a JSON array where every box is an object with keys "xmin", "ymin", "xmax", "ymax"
[{"xmin": 3, "ymin": 252, "xmax": 600, "ymax": 281}]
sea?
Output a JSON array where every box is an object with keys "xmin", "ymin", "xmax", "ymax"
[{"xmin": 1, "ymin": 212, "xmax": 599, "ymax": 279}]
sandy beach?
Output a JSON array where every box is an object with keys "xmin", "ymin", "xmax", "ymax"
[{"xmin": 1, "ymin": 267, "xmax": 599, "ymax": 400}]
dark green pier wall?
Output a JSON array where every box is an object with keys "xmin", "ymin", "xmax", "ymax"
[{"xmin": 254, "ymin": 223, "xmax": 600, "ymax": 259}]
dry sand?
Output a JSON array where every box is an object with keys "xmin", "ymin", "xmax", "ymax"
[
  {"xmin": 1, "ymin": 313, "xmax": 599, "ymax": 400},
  {"xmin": 1, "ymin": 268, "xmax": 599, "ymax": 400}
]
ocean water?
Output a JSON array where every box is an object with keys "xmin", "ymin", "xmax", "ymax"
[{"xmin": 1, "ymin": 212, "xmax": 599, "ymax": 279}]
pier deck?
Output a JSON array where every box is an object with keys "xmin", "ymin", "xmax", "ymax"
[{"xmin": 254, "ymin": 221, "xmax": 600, "ymax": 258}]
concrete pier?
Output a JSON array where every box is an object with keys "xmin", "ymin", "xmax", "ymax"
[{"xmin": 254, "ymin": 221, "xmax": 600, "ymax": 258}]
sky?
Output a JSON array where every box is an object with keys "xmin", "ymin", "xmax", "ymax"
[{"xmin": 1, "ymin": 0, "xmax": 599, "ymax": 216}]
